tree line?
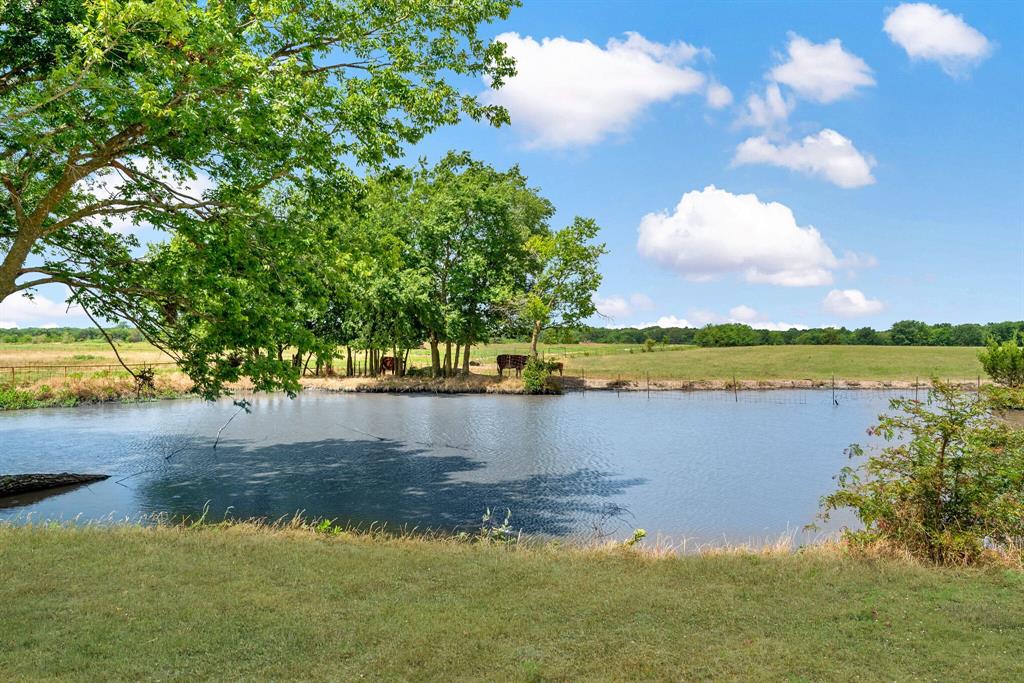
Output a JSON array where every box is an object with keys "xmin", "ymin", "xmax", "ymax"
[{"xmin": 545, "ymin": 320, "xmax": 1024, "ymax": 347}]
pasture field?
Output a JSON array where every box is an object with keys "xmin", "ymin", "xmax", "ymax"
[
  {"xmin": 0, "ymin": 524, "xmax": 1020, "ymax": 681},
  {"xmin": 0, "ymin": 340, "xmax": 984, "ymax": 384},
  {"xmin": 545, "ymin": 343, "xmax": 985, "ymax": 382}
]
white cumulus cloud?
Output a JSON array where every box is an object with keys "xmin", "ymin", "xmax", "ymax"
[
  {"xmin": 0, "ymin": 290, "xmax": 85, "ymax": 328},
  {"xmin": 595, "ymin": 292, "xmax": 655, "ymax": 320},
  {"xmin": 884, "ymin": 3, "xmax": 993, "ymax": 77},
  {"xmin": 733, "ymin": 129, "xmax": 876, "ymax": 188},
  {"xmin": 484, "ymin": 32, "xmax": 707, "ymax": 149},
  {"xmin": 822, "ymin": 289, "xmax": 885, "ymax": 317},
  {"xmin": 770, "ymin": 34, "xmax": 875, "ymax": 103},
  {"xmin": 705, "ymin": 81, "xmax": 734, "ymax": 109},
  {"xmin": 737, "ymin": 82, "xmax": 795, "ymax": 132},
  {"xmin": 635, "ymin": 315, "xmax": 693, "ymax": 329},
  {"xmin": 636, "ymin": 185, "xmax": 841, "ymax": 287},
  {"xmin": 752, "ymin": 320, "xmax": 810, "ymax": 331},
  {"xmin": 728, "ymin": 305, "xmax": 759, "ymax": 322},
  {"xmin": 701, "ymin": 305, "xmax": 809, "ymax": 331}
]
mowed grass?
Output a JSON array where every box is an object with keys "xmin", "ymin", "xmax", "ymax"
[
  {"xmin": 431, "ymin": 343, "xmax": 984, "ymax": 381},
  {"xmin": 1, "ymin": 340, "xmax": 984, "ymax": 383},
  {"xmin": 1, "ymin": 526, "xmax": 1021, "ymax": 682},
  {"xmin": 558, "ymin": 344, "xmax": 983, "ymax": 381}
]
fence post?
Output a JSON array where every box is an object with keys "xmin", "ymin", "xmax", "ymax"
[
  {"xmin": 733, "ymin": 374, "xmax": 738, "ymax": 402},
  {"xmin": 646, "ymin": 371, "xmax": 650, "ymax": 399},
  {"xmin": 831, "ymin": 374, "xmax": 835, "ymax": 405}
]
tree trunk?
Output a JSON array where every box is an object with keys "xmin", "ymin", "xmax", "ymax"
[
  {"xmin": 530, "ymin": 321, "xmax": 542, "ymax": 357},
  {"xmin": 402, "ymin": 348, "xmax": 410, "ymax": 377},
  {"xmin": 443, "ymin": 341, "xmax": 452, "ymax": 378},
  {"xmin": 0, "ymin": 231, "xmax": 39, "ymax": 301},
  {"xmin": 462, "ymin": 343, "xmax": 471, "ymax": 374},
  {"xmin": 429, "ymin": 335, "xmax": 441, "ymax": 377},
  {"xmin": 453, "ymin": 344, "xmax": 462, "ymax": 373}
]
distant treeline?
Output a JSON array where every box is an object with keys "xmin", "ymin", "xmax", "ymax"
[
  {"xmin": 540, "ymin": 320, "xmax": 1023, "ymax": 347},
  {"xmin": 0, "ymin": 326, "xmax": 144, "ymax": 344},
  {"xmin": 3, "ymin": 320, "xmax": 1021, "ymax": 348}
]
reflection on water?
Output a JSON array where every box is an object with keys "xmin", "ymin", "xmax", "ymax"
[{"xmin": 0, "ymin": 391, "xmax": 896, "ymax": 542}]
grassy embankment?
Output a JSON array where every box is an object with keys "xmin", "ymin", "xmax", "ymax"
[
  {"xmin": 1, "ymin": 523, "xmax": 1021, "ymax": 681},
  {"xmin": 0, "ymin": 341, "xmax": 985, "ymax": 407}
]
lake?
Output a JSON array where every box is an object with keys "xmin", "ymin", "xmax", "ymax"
[{"xmin": 0, "ymin": 390, "xmax": 904, "ymax": 543}]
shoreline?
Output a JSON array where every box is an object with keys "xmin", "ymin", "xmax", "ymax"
[
  {"xmin": 0, "ymin": 373, "xmax": 995, "ymax": 411},
  {"xmin": 301, "ymin": 374, "xmax": 987, "ymax": 394}
]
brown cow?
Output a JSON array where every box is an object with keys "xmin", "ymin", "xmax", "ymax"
[
  {"xmin": 380, "ymin": 356, "xmax": 399, "ymax": 375},
  {"xmin": 496, "ymin": 354, "xmax": 529, "ymax": 378},
  {"xmin": 551, "ymin": 361, "xmax": 564, "ymax": 377}
]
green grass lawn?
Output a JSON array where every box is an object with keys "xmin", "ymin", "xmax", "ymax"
[
  {"xmin": 440, "ymin": 343, "xmax": 984, "ymax": 382},
  {"xmin": 1, "ymin": 526, "xmax": 1021, "ymax": 681},
  {"xmin": 556, "ymin": 344, "xmax": 983, "ymax": 381}
]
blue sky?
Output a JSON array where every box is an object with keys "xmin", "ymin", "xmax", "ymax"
[{"xmin": 3, "ymin": 1, "xmax": 1021, "ymax": 330}]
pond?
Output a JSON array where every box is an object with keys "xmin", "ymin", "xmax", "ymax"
[{"xmin": 0, "ymin": 390, "xmax": 903, "ymax": 544}]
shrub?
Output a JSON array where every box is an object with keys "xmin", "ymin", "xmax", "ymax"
[
  {"xmin": 984, "ymin": 385, "xmax": 1024, "ymax": 411},
  {"xmin": 979, "ymin": 334, "xmax": 1024, "ymax": 387},
  {"xmin": 820, "ymin": 381, "xmax": 1024, "ymax": 565},
  {"xmin": 522, "ymin": 357, "xmax": 560, "ymax": 394}
]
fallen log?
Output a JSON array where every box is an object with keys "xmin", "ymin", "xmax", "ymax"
[{"xmin": 0, "ymin": 473, "xmax": 110, "ymax": 497}]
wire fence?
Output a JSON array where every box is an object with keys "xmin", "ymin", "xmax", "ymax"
[
  {"xmin": 0, "ymin": 362, "xmax": 179, "ymax": 387},
  {"xmin": 550, "ymin": 369, "xmax": 986, "ymax": 405}
]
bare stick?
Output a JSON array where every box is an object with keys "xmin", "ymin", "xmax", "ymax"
[
  {"xmin": 77, "ymin": 293, "xmax": 139, "ymax": 382},
  {"xmin": 213, "ymin": 399, "xmax": 252, "ymax": 450}
]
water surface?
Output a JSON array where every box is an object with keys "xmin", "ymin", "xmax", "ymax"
[{"xmin": 0, "ymin": 390, "xmax": 899, "ymax": 542}]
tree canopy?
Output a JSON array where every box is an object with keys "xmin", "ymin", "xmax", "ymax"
[{"xmin": 0, "ymin": 0, "xmax": 517, "ymax": 396}]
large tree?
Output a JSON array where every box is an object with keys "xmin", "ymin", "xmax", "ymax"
[
  {"xmin": 521, "ymin": 217, "xmax": 606, "ymax": 356},
  {"xmin": 405, "ymin": 152, "xmax": 553, "ymax": 376},
  {"xmin": 0, "ymin": 0, "xmax": 516, "ymax": 396}
]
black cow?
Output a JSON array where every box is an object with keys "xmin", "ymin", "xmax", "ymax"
[{"xmin": 496, "ymin": 354, "xmax": 529, "ymax": 378}]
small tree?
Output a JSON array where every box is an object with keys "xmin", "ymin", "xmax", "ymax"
[
  {"xmin": 979, "ymin": 334, "xmax": 1024, "ymax": 387},
  {"xmin": 820, "ymin": 381, "xmax": 1024, "ymax": 565},
  {"xmin": 522, "ymin": 217, "xmax": 606, "ymax": 357}
]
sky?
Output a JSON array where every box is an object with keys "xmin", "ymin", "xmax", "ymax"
[{"xmin": 3, "ymin": 0, "xmax": 1022, "ymax": 330}]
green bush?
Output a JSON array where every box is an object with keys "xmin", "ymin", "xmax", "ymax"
[
  {"xmin": 984, "ymin": 385, "xmax": 1024, "ymax": 410},
  {"xmin": 979, "ymin": 334, "xmax": 1024, "ymax": 387},
  {"xmin": 522, "ymin": 357, "xmax": 561, "ymax": 394},
  {"xmin": 820, "ymin": 381, "xmax": 1024, "ymax": 565}
]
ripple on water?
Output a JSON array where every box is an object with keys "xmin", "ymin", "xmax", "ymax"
[{"xmin": 0, "ymin": 390, "xmax": 893, "ymax": 542}]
